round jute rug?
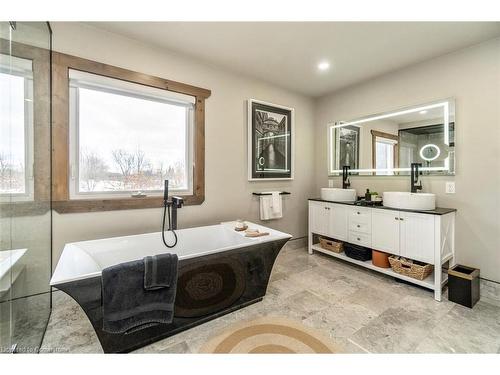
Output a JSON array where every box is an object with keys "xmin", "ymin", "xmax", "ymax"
[{"xmin": 199, "ymin": 316, "xmax": 339, "ymax": 354}]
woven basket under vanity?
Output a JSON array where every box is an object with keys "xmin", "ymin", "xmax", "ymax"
[
  {"xmin": 388, "ymin": 256, "xmax": 433, "ymax": 280},
  {"xmin": 319, "ymin": 237, "xmax": 343, "ymax": 253}
]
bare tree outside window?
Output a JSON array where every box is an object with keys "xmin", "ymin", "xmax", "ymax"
[
  {"xmin": 0, "ymin": 155, "xmax": 25, "ymax": 194},
  {"xmin": 80, "ymin": 151, "xmax": 109, "ymax": 192},
  {"xmin": 111, "ymin": 149, "xmax": 135, "ymax": 179},
  {"xmin": 78, "ymin": 145, "xmax": 186, "ymax": 193},
  {"xmin": 0, "ymin": 71, "xmax": 29, "ymax": 196}
]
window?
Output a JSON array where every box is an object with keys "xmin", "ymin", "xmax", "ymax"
[
  {"xmin": 68, "ymin": 70, "xmax": 195, "ymax": 199},
  {"xmin": 52, "ymin": 53, "xmax": 210, "ymax": 213},
  {"xmin": 370, "ymin": 130, "xmax": 398, "ymax": 176},
  {"xmin": 375, "ymin": 137, "xmax": 395, "ymax": 175},
  {"xmin": 0, "ymin": 54, "xmax": 34, "ymax": 201}
]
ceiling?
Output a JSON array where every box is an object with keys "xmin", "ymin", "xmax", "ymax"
[{"xmin": 89, "ymin": 22, "xmax": 500, "ymax": 97}]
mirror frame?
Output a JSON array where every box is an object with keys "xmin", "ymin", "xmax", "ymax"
[{"xmin": 327, "ymin": 99, "xmax": 455, "ymax": 176}]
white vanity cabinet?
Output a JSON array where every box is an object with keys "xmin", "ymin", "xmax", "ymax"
[
  {"xmin": 308, "ymin": 199, "xmax": 456, "ymax": 301},
  {"xmin": 329, "ymin": 204, "xmax": 348, "ymax": 241},
  {"xmin": 399, "ymin": 212, "xmax": 435, "ymax": 264},
  {"xmin": 309, "ymin": 201, "xmax": 330, "ymax": 236},
  {"xmin": 371, "ymin": 210, "xmax": 400, "ymax": 254},
  {"xmin": 308, "ymin": 201, "xmax": 348, "ymax": 241},
  {"xmin": 371, "ymin": 210, "xmax": 435, "ymax": 263}
]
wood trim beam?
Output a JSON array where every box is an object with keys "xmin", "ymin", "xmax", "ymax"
[
  {"xmin": 54, "ymin": 52, "xmax": 211, "ymax": 99},
  {"xmin": 0, "ymin": 39, "xmax": 51, "ymax": 216},
  {"xmin": 370, "ymin": 129, "xmax": 399, "ymax": 141}
]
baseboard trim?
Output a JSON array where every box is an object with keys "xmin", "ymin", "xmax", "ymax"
[
  {"xmin": 480, "ymin": 278, "xmax": 500, "ymax": 304},
  {"xmin": 284, "ymin": 236, "xmax": 307, "ymax": 250}
]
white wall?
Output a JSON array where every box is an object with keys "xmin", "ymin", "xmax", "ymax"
[
  {"xmin": 51, "ymin": 23, "xmax": 316, "ymax": 266},
  {"xmin": 315, "ymin": 38, "xmax": 500, "ymax": 282}
]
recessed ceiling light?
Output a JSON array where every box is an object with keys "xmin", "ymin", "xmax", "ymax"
[
  {"xmin": 317, "ymin": 61, "xmax": 330, "ymax": 71},
  {"xmin": 419, "ymin": 110, "xmax": 428, "ymax": 114}
]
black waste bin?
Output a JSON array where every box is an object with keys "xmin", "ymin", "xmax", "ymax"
[{"xmin": 448, "ymin": 264, "xmax": 480, "ymax": 308}]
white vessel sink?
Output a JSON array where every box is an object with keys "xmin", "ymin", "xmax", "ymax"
[
  {"xmin": 383, "ymin": 192, "xmax": 436, "ymax": 210},
  {"xmin": 321, "ymin": 188, "xmax": 357, "ymax": 202}
]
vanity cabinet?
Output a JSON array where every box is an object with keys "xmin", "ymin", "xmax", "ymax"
[
  {"xmin": 309, "ymin": 201, "xmax": 347, "ymax": 241},
  {"xmin": 309, "ymin": 201, "xmax": 329, "ymax": 236},
  {"xmin": 399, "ymin": 212, "xmax": 435, "ymax": 264},
  {"xmin": 308, "ymin": 199, "xmax": 456, "ymax": 301},
  {"xmin": 347, "ymin": 206, "xmax": 372, "ymax": 247},
  {"xmin": 371, "ymin": 210, "xmax": 435, "ymax": 263},
  {"xmin": 329, "ymin": 204, "xmax": 348, "ymax": 241},
  {"xmin": 371, "ymin": 210, "xmax": 400, "ymax": 254}
]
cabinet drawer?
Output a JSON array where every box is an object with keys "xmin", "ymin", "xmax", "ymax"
[
  {"xmin": 348, "ymin": 231, "xmax": 371, "ymax": 247},
  {"xmin": 349, "ymin": 221, "xmax": 371, "ymax": 234},
  {"xmin": 348, "ymin": 207, "xmax": 372, "ymax": 225}
]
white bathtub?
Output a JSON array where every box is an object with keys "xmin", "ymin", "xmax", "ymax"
[
  {"xmin": 51, "ymin": 221, "xmax": 291, "ymax": 286},
  {"xmin": 0, "ymin": 248, "xmax": 27, "ymax": 297}
]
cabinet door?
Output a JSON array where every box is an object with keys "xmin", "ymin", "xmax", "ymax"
[
  {"xmin": 309, "ymin": 202, "xmax": 329, "ymax": 236},
  {"xmin": 399, "ymin": 212, "xmax": 435, "ymax": 264},
  {"xmin": 371, "ymin": 209, "xmax": 400, "ymax": 254},
  {"xmin": 328, "ymin": 204, "xmax": 348, "ymax": 241}
]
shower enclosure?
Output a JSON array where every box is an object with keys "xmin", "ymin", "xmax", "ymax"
[{"xmin": 0, "ymin": 22, "xmax": 52, "ymax": 353}]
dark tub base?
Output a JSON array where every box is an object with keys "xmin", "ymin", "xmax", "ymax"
[{"xmin": 55, "ymin": 238, "xmax": 288, "ymax": 353}]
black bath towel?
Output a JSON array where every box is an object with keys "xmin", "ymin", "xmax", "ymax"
[
  {"xmin": 144, "ymin": 253, "xmax": 176, "ymax": 290},
  {"xmin": 101, "ymin": 254, "xmax": 178, "ymax": 334}
]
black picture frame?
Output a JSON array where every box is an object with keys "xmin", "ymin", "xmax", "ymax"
[{"xmin": 248, "ymin": 100, "xmax": 294, "ymax": 180}]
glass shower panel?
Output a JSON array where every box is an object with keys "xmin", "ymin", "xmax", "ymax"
[
  {"xmin": 0, "ymin": 21, "xmax": 14, "ymax": 354},
  {"xmin": 0, "ymin": 21, "xmax": 52, "ymax": 354}
]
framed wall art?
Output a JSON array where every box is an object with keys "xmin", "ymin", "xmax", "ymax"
[{"xmin": 247, "ymin": 99, "xmax": 294, "ymax": 180}]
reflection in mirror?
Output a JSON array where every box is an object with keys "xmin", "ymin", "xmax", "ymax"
[{"xmin": 328, "ymin": 99, "xmax": 455, "ymax": 176}]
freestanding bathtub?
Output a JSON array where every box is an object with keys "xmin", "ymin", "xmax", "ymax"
[{"xmin": 50, "ymin": 221, "xmax": 291, "ymax": 353}]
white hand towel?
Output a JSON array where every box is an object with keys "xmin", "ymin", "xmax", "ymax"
[
  {"xmin": 260, "ymin": 196, "xmax": 271, "ymax": 220},
  {"xmin": 271, "ymin": 192, "xmax": 281, "ymax": 215},
  {"xmin": 260, "ymin": 194, "xmax": 282, "ymax": 220}
]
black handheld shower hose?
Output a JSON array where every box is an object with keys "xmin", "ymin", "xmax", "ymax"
[
  {"xmin": 162, "ymin": 202, "xmax": 178, "ymax": 248},
  {"xmin": 161, "ymin": 179, "xmax": 178, "ymax": 248}
]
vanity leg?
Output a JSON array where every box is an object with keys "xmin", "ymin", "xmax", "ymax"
[
  {"xmin": 308, "ymin": 232, "xmax": 313, "ymax": 255},
  {"xmin": 434, "ymin": 288, "xmax": 442, "ymax": 302},
  {"xmin": 434, "ymin": 262, "xmax": 442, "ymax": 302}
]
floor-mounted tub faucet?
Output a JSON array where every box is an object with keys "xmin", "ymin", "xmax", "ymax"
[
  {"xmin": 342, "ymin": 165, "xmax": 351, "ymax": 189},
  {"xmin": 410, "ymin": 163, "xmax": 423, "ymax": 193},
  {"xmin": 162, "ymin": 179, "xmax": 184, "ymax": 248}
]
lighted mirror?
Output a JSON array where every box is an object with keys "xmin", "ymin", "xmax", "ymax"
[{"xmin": 328, "ymin": 99, "xmax": 455, "ymax": 176}]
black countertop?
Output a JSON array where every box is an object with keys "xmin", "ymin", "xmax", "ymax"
[{"xmin": 308, "ymin": 198, "xmax": 457, "ymax": 216}]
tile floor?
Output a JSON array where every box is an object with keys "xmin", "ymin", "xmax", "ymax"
[{"xmin": 41, "ymin": 246, "xmax": 500, "ymax": 353}]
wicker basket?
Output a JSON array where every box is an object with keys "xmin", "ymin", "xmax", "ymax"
[
  {"xmin": 319, "ymin": 237, "xmax": 343, "ymax": 253},
  {"xmin": 388, "ymin": 256, "xmax": 433, "ymax": 280}
]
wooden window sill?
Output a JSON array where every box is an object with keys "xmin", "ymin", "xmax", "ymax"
[{"xmin": 52, "ymin": 194, "xmax": 204, "ymax": 214}]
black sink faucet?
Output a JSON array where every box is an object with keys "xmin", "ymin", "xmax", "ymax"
[
  {"xmin": 410, "ymin": 163, "xmax": 423, "ymax": 193},
  {"xmin": 342, "ymin": 165, "xmax": 351, "ymax": 189}
]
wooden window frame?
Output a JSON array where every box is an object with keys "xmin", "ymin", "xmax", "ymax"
[
  {"xmin": 52, "ymin": 52, "xmax": 211, "ymax": 214},
  {"xmin": 371, "ymin": 130, "xmax": 399, "ymax": 171},
  {"xmin": 0, "ymin": 38, "xmax": 51, "ymax": 217}
]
